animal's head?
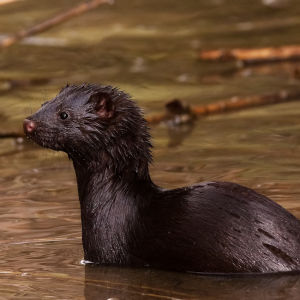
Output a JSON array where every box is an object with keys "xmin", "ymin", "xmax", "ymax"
[{"xmin": 24, "ymin": 84, "xmax": 152, "ymax": 174}]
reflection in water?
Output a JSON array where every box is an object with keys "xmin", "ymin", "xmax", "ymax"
[
  {"xmin": 84, "ymin": 266, "xmax": 300, "ymax": 300},
  {"xmin": 167, "ymin": 122, "xmax": 195, "ymax": 147}
]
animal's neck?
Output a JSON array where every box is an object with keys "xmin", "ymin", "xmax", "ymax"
[{"xmin": 73, "ymin": 158, "xmax": 156, "ymax": 264}]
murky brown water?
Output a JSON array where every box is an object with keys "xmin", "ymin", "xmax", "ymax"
[{"xmin": 1, "ymin": 0, "xmax": 300, "ymax": 299}]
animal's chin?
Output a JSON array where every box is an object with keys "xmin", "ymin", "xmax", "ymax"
[{"xmin": 26, "ymin": 132, "xmax": 63, "ymax": 151}]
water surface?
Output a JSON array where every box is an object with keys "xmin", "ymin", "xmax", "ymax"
[{"xmin": 1, "ymin": 0, "xmax": 300, "ymax": 298}]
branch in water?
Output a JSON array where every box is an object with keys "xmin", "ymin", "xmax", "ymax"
[
  {"xmin": 146, "ymin": 90, "xmax": 300, "ymax": 125},
  {"xmin": 199, "ymin": 46, "xmax": 300, "ymax": 65},
  {"xmin": 0, "ymin": 0, "xmax": 113, "ymax": 48}
]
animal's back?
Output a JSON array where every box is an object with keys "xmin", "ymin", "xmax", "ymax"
[{"xmin": 143, "ymin": 182, "xmax": 300, "ymax": 273}]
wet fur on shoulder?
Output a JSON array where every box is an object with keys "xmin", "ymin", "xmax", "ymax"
[{"xmin": 24, "ymin": 83, "xmax": 300, "ymax": 274}]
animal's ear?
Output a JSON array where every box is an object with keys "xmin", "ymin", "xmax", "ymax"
[
  {"xmin": 60, "ymin": 83, "xmax": 70, "ymax": 93},
  {"xmin": 89, "ymin": 92, "xmax": 115, "ymax": 119}
]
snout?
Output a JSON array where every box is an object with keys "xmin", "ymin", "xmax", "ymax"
[{"xmin": 23, "ymin": 119, "xmax": 36, "ymax": 134}]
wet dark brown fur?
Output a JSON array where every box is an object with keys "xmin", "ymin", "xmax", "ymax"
[{"xmin": 24, "ymin": 83, "xmax": 300, "ymax": 274}]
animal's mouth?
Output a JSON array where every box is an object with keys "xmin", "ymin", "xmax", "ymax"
[{"xmin": 23, "ymin": 118, "xmax": 62, "ymax": 151}]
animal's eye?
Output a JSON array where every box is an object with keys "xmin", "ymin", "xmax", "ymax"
[{"xmin": 59, "ymin": 112, "xmax": 68, "ymax": 120}]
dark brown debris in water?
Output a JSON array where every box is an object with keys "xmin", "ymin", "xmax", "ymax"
[{"xmin": 164, "ymin": 99, "xmax": 197, "ymax": 127}]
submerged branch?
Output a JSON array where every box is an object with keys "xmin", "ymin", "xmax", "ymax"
[
  {"xmin": 146, "ymin": 90, "xmax": 300, "ymax": 125},
  {"xmin": 0, "ymin": 0, "xmax": 112, "ymax": 48},
  {"xmin": 199, "ymin": 45, "xmax": 300, "ymax": 65}
]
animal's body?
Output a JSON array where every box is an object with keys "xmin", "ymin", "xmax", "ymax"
[{"xmin": 23, "ymin": 84, "xmax": 300, "ymax": 273}]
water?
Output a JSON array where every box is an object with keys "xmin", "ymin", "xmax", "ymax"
[{"xmin": 1, "ymin": 0, "xmax": 300, "ymax": 298}]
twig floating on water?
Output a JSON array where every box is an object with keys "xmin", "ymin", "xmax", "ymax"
[
  {"xmin": 0, "ymin": 0, "xmax": 113, "ymax": 48},
  {"xmin": 146, "ymin": 90, "xmax": 300, "ymax": 125},
  {"xmin": 199, "ymin": 45, "xmax": 300, "ymax": 65}
]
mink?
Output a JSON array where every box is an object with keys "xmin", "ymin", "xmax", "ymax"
[{"xmin": 23, "ymin": 83, "xmax": 300, "ymax": 273}]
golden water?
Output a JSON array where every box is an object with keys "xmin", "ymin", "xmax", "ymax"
[{"xmin": 1, "ymin": 0, "xmax": 300, "ymax": 298}]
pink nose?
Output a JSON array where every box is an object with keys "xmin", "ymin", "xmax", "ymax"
[{"xmin": 23, "ymin": 119, "xmax": 36, "ymax": 133}]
